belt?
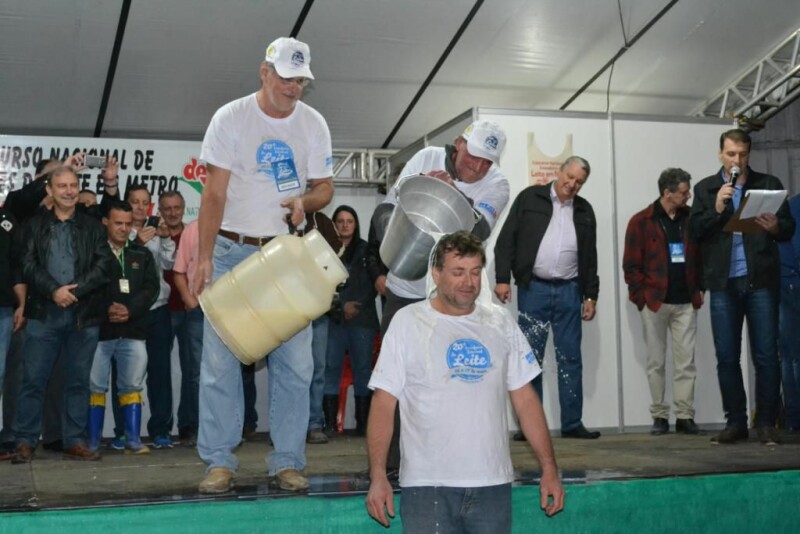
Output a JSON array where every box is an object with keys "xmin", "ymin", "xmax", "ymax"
[
  {"xmin": 218, "ymin": 229, "xmax": 275, "ymax": 247},
  {"xmin": 532, "ymin": 276, "xmax": 577, "ymax": 286}
]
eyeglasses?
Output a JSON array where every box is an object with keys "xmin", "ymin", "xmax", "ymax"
[{"xmin": 269, "ymin": 64, "xmax": 309, "ymax": 88}]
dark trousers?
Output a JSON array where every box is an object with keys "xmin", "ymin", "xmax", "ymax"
[{"xmin": 146, "ymin": 305, "xmax": 174, "ymax": 438}]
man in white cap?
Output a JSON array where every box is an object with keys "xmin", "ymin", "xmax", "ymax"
[
  {"xmin": 365, "ymin": 119, "xmax": 510, "ymax": 477},
  {"xmin": 194, "ymin": 36, "xmax": 333, "ymax": 494}
]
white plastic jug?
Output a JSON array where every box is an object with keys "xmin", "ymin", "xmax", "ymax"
[{"xmin": 199, "ymin": 229, "xmax": 348, "ymax": 365}]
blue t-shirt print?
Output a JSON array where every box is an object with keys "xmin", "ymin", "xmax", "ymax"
[
  {"xmin": 256, "ymin": 139, "xmax": 301, "ymax": 192},
  {"xmin": 447, "ymin": 339, "xmax": 492, "ymax": 383}
]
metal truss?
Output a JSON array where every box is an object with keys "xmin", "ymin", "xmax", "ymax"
[
  {"xmin": 331, "ymin": 149, "xmax": 396, "ymax": 189},
  {"xmin": 694, "ymin": 28, "xmax": 800, "ymax": 130}
]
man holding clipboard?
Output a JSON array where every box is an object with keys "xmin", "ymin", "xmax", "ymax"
[{"xmin": 690, "ymin": 128, "xmax": 795, "ymax": 446}]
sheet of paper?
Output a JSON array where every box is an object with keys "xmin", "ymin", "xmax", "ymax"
[{"xmin": 739, "ymin": 189, "xmax": 788, "ymax": 218}]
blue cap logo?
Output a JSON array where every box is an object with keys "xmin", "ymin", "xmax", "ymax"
[
  {"xmin": 484, "ymin": 135, "xmax": 498, "ymax": 152},
  {"xmin": 291, "ymin": 51, "xmax": 305, "ymax": 67}
]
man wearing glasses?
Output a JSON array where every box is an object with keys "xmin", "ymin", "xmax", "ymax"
[{"xmin": 194, "ymin": 37, "xmax": 334, "ymax": 494}]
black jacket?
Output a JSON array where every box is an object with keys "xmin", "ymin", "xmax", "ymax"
[
  {"xmin": 21, "ymin": 209, "xmax": 113, "ymax": 329},
  {"xmin": 99, "ymin": 242, "xmax": 159, "ymax": 341},
  {"xmin": 494, "ymin": 184, "xmax": 599, "ymax": 301},
  {"xmin": 0, "ymin": 208, "xmax": 23, "ymax": 308},
  {"xmin": 689, "ymin": 167, "xmax": 795, "ymax": 292},
  {"xmin": 331, "ymin": 238, "xmax": 379, "ymax": 330}
]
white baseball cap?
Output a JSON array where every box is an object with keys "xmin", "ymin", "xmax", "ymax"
[
  {"xmin": 461, "ymin": 120, "xmax": 506, "ymax": 165},
  {"xmin": 265, "ymin": 37, "xmax": 314, "ymax": 80}
]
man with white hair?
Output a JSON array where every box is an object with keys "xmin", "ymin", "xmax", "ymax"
[{"xmin": 194, "ymin": 36, "xmax": 334, "ymax": 494}]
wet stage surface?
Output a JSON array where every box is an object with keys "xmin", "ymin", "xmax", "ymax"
[{"xmin": 2, "ymin": 429, "xmax": 799, "ymax": 512}]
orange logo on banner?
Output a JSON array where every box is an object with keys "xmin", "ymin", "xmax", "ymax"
[{"xmin": 528, "ymin": 133, "xmax": 573, "ymax": 186}]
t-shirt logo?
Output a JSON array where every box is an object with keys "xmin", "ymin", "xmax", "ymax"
[
  {"xmin": 447, "ymin": 338, "xmax": 492, "ymax": 383},
  {"xmin": 256, "ymin": 140, "xmax": 301, "ymax": 192},
  {"xmin": 0, "ymin": 219, "xmax": 12, "ymax": 232}
]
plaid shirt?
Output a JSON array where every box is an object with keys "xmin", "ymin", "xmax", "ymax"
[{"xmin": 623, "ymin": 200, "xmax": 703, "ymax": 312}]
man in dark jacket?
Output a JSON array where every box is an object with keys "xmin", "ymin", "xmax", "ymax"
[
  {"xmin": 623, "ymin": 168, "xmax": 704, "ymax": 436},
  {"xmin": 690, "ymin": 128, "xmax": 795, "ymax": 446},
  {"xmin": 87, "ymin": 202, "xmax": 159, "ymax": 454},
  {"xmin": 495, "ymin": 156, "xmax": 601, "ymax": 440},
  {"xmin": 11, "ymin": 167, "xmax": 112, "ymax": 463}
]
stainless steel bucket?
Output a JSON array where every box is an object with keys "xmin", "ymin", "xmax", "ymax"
[{"xmin": 380, "ymin": 175, "xmax": 476, "ymax": 280}]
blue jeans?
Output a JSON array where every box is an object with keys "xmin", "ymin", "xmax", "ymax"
[
  {"xmin": 517, "ymin": 279, "xmax": 584, "ymax": 431},
  {"xmin": 146, "ymin": 304, "xmax": 174, "ymax": 438},
  {"xmin": 0, "ymin": 307, "xmax": 13, "ymax": 398},
  {"xmin": 309, "ymin": 315, "xmax": 328, "ymax": 430},
  {"xmin": 709, "ymin": 277, "xmax": 781, "ymax": 428},
  {"xmin": 324, "ymin": 322, "xmax": 376, "ymax": 397},
  {"xmin": 171, "ymin": 307, "xmax": 204, "ymax": 433},
  {"xmin": 401, "ymin": 484, "xmax": 512, "ymax": 534},
  {"xmin": 780, "ymin": 278, "xmax": 800, "ymax": 430},
  {"xmin": 13, "ymin": 305, "xmax": 99, "ymax": 448},
  {"xmin": 90, "ymin": 338, "xmax": 148, "ymax": 394},
  {"xmin": 198, "ymin": 235, "xmax": 313, "ymax": 475}
]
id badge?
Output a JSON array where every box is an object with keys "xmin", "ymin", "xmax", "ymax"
[
  {"xmin": 119, "ymin": 279, "xmax": 130, "ymax": 294},
  {"xmin": 669, "ymin": 243, "xmax": 685, "ymax": 264},
  {"xmin": 273, "ymin": 159, "xmax": 301, "ymax": 192}
]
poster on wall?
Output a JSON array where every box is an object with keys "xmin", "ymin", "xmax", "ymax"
[
  {"xmin": 527, "ymin": 133, "xmax": 573, "ymax": 186},
  {"xmin": 0, "ymin": 135, "xmax": 206, "ymax": 220}
]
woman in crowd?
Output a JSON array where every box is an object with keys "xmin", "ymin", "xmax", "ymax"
[{"xmin": 322, "ymin": 205, "xmax": 379, "ymax": 436}]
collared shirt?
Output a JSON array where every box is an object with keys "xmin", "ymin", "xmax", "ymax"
[
  {"xmin": 47, "ymin": 214, "xmax": 76, "ymax": 286},
  {"xmin": 532, "ymin": 183, "xmax": 578, "ymax": 280},
  {"xmin": 724, "ymin": 170, "xmax": 748, "ymax": 278}
]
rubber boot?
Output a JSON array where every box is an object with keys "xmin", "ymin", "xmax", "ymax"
[
  {"xmin": 354, "ymin": 395, "xmax": 372, "ymax": 437},
  {"xmin": 87, "ymin": 393, "xmax": 106, "ymax": 452},
  {"xmin": 322, "ymin": 395, "xmax": 339, "ymax": 438},
  {"xmin": 120, "ymin": 392, "xmax": 150, "ymax": 455}
]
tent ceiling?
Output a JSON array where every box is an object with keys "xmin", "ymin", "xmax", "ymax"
[{"xmin": 1, "ymin": 0, "xmax": 798, "ymax": 149}]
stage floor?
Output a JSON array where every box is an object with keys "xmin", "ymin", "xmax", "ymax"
[{"xmin": 2, "ymin": 429, "xmax": 799, "ymax": 512}]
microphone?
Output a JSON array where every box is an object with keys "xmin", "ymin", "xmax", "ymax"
[{"xmin": 724, "ymin": 165, "xmax": 740, "ymax": 205}]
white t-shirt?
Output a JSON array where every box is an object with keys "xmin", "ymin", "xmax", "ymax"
[
  {"xmin": 200, "ymin": 93, "xmax": 333, "ymax": 237},
  {"xmin": 384, "ymin": 146, "xmax": 509, "ymax": 298},
  {"xmin": 368, "ymin": 300, "xmax": 541, "ymax": 488}
]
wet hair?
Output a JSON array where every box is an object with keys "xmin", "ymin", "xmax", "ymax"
[
  {"xmin": 657, "ymin": 168, "xmax": 692, "ymax": 195},
  {"xmin": 124, "ymin": 183, "xmax": 151, "ymax": 202},
  {"xmin": 431, "ymin": 231, "xmax": 486, "ymax": 270},
  {"xmin": 158, "ymin": 190, "xmax": 185, "ymax": 206},
  {"xmin": 333, "ymin": 205, "xmax": 361, "ymax": 264},
  {"xmin": 560, "ymin": 155, "xmax": 591, "ymax": 177},
  {"xmin": 719, "ymin": 128, "xmax": 751, "ymax": 151}
]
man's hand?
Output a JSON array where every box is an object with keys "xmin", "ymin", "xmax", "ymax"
[
  {"xmin": 13, "ymin": 306, "xmax": 25, "ymax": 332},
  {"xmin": 156, "ymin": 216, "xmax": 170, "ymax": 238},
  {"xmin": 539, "ymin": 468, "xmax": 565, "ymax": 517},
  {"xmin": 136, "ymin": 226, "xmax": 157, "ymax": 244},
  {"xmin": 715, "ymin": 182, "xmax": 734, "ymax": 214},
  {"xmin": 582, "ymin": 299, "xmax": 596, "ymax": 321},
  {"xmin": 374, "ymin": 275, "xmax": 387, "ymax": 296},
  {"xmin": 754, "ymin": 212, "xmax": 779, "ymax": 234},
  {"xmin": 494, "ymin": 283, "xmax": 512, "ymax": 303},
  {"xmin": 64, "ymin": 153, "xmax": 87, "ymax": 173},
  {"xmin": 102, "ymin": 156, "xmax": 119, "ymax": 182},
  {"xmin": 426, "ymin": 169, "xmax": 455, "ymax": 186},
  {"xmin": 366, "ymin": 475, "xmax": 395, "ymax": 527},
  {"xmin": 343, "ymin": 301, "xmax": 361, "ymax": 321},
  {"xmin": 194, "ymin": 258, "xmax": 214, "ymax": 296},
  {"xmin": 52, "ymin": 284, "xmax": 79, "ymax": 307},
  {"xmin": 280, "ymin": 197, "xmax": 305, "ymax": 228},
  {"xmin": 108, "ymin": 302, "xmax": 130, "ymax": 323}
]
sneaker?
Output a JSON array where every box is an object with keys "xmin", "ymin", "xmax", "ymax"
[
  {"xmin": 561, "ymin": 424, "xmax": 601, "ymax": 439},
  {"xmin": 306, "ymin": 429, "xmax": 328, "ymax": 444},
  {"xmin": 109, "ymin": 436, "xmax": 126, "ymax": 450},
  {"xmin": 757, "ymin": 426, "xmax": 781, "ymax": 446},
  {"xmin": 152, "ymin": 436, "xmax": 174, "ymax": 449},
  {"xmin": 675, "ymin": 418, "xmax": 701, "ymax": 435},
  {"xmin": 710, "ymin": 426, "xmax": 748, "ymax": 444},
  {"xmin": 650, "ymin": 417, "xmax": 669, "ymax": 435},
  {"xmin": 271, "ymin": 468, "xmax": 309, "ymax": 492},
  {"xmin": 199, "ymin": 467, "xmax": 235, "ymax": 494}
]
